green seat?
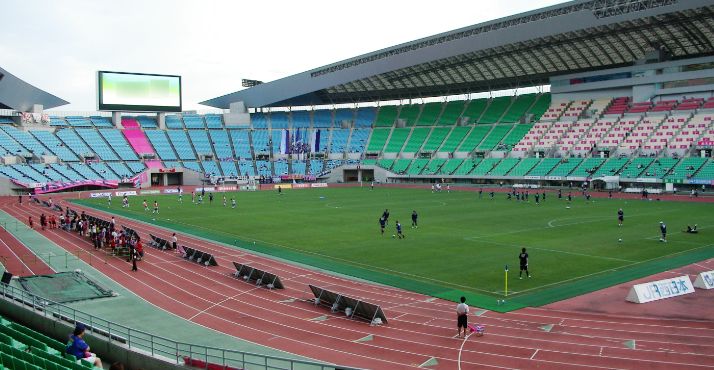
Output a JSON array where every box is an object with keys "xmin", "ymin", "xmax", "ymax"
[{"xmin": 10, "ymin": 322, "xmax": 65, "ymax": 354}]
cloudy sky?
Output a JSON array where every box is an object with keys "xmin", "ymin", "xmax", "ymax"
[{"xmin": 1, "ymin": 0, "xmax": 565, "ymax": 112}]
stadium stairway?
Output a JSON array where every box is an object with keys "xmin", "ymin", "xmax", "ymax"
[{"xmin": 123, "ymin": 127, "xmax": 156, "ymax": 158}]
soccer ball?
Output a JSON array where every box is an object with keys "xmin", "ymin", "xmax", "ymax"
[
  {"xmin": 618, "ymin": 238, "xmax": 622, "ymax": 242},
  {"xmin": 392, "ymin": 234, "xmax": 396, "ymax": 238}
]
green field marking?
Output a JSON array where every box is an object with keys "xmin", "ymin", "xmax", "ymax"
[
  {"xmin": 540, "ymin": 324, "xmax": 554, "ymax": 332},
  {"xmin": 354, "ymin": 334, "xmax": 373, "ymax": 343},
  {"xmin": 73, "ymin": 188, "xmax": 714, "ymax": 312},
  {"xmin": 623, "ymin": 340, "xmax": 636, "ymax": 349},
  {"xmin": 419, "ymin": 357, "xmax": 438, "ymax": 368}
]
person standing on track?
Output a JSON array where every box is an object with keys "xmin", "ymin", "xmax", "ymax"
[
  {"xmin": 28, "ymin": 215, "xmax": 34, "ymax": 229},
  {"xmin": 456, "ymin": 296, "xmax": 469, "ymax": 338},
  {"xmin": 519, "ymin": 247, "xmax": 531, "ymax": 279},
  {"xmin": 172, "ymin": 233, "xmax": 178, "ymax": 251}
]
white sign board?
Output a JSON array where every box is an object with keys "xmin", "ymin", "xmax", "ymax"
[
  {"xmin": 626, "ymin": 275, "xmax": 695, "ymax": 303},
  {"xmin": 693, "ymin": 270, "xmax": 714, "ymax": 290}
]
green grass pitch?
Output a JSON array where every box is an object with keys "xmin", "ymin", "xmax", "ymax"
[{"xmin": 75, "ymin": 187, "xmax": 714, "ymax": 311}]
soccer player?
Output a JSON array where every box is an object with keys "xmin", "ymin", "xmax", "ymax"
[
  {"xmin": 122, "ymin": 195, "xmax": 129, "ymax": 208},
  {"xmin": 371, "ymin": 181, "xmax": 374, "ymax": 190},
  {"xmin": 567, "ymin": 192, "xmax": 572, "ymax": 202},
  {"xmin": 519, "ymin": 247, "xmax": 530, "ymax": 279},
  {"xmin": 191, "ymin": 191, "xmax": 195, "ymax": 203},
  {"xmin": 209, "ymin": 193, "xmax": 214, "ymax": 204},
  {"xmin": 617, "ymin": 209, "xmax": 624, "ymax": 226},
  {"xmin": 379, "ymin": 216, "xmax": 386, "ymax": 235},
  {"xmin": 659, "ymin": 222, "xmax": 667, "ymax": 242},
  {"xmin": 456, "ymin": 296, "xmax": 469, "ymax": 339},
  {"xmin": 478, "ymin": 189, "xmax": 483, "ymax": 199},
  {"xmin": 558, "ymin": 189, "xmax": 562, "ymax": 199},
  {"xmin": 534, "ymin": 193, "xmax": 540, "ymax": 205},
  {"xmin": 382, "ymin": 209, "xmax": 390, "ymax": 225},
  {"xmin": 431, "ymin": 184, "xmax": 435, "ymax": 193},
  {"xmin": 223, "ymin": 195, "xmax": 227, "ymax": 207},
  {"xmin": 107, "ymin": 194, "xmax": 112, "ymax": 206},
  {"xmin": 178, "ymin": 187, "xmax": 183, "ymax": 203},
  {"xmin": 198, "ymin": 195, "xmax": 203, "ymax": 204},
  {"xmin": 542, "ymin": 191, "xmax": 546, "ymax": 201},
  {"xmin": 153, "ymin": 201, "xmax": 159, "ymax": 214},
  {"xmin": 143, "ymin": 200, "xmax": 148, "ymax": 212},
  {"xmin": 411, "ymin": 210, "xmax": 418, "ymax": 228},
  {"xmin": 395, "ymin": 220, "xmax": 404, "ymax": 239},
  {"xmin": 489, "ymin": 191, "xmax": 494, "ymax": 199},
  {"xmin": 446, "ymin": 184, "xmax": 451, "ymax": 193},
  {"xmin": 231, "ymin": 198, "xmax": 236, "ymax": 209}
]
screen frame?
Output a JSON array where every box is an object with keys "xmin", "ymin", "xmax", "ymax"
[{"xmin": 97, "ymin": 70, "xmax": 182, "ymax": 112}]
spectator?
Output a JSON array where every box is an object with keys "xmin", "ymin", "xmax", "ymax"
[{"xmin": 66, "ymin": 323, "xmax": 102, "ymax": 368}]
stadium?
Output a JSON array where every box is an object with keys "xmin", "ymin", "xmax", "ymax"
[{"xmin": 1, "ymin": 0, "xmax": 714, "ymax": 369}]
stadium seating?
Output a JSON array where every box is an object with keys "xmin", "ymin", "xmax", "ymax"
[
  {"xmin": 204, "ymin": 114, "xmax": 223, "ymax": 129},
  {"xmin": 366, "ymin": 129, "xmax": 390, "ymax": 152},
  {"xmin": 549, "ymin": 158, "xmax": 582, "ymax": 177},
  {"xmin": 489, "ymin": 158, "xmax": 519, "ymax": 176},
  {"xmin": 642, "ymin": 157, "xmax": 677, "ymax": 178},
  {"xmin": 28, "ymin": 130, "xmax": 78, "ymax": 161},
  {"xmin": 390, "ymin": 159, "xmax": 411, "ymax": 174},
  {"xmin": 457, "ymin": 126, "xmax": 490, "ymax": 152},
  {"xmin": 108, "ymin": 162, "xmax": 135, "ymax": 178},
  {"xmin": 479, "ymin": 96, "xmax": 510, "ymax": 124},
  {"xmin": 1, "ymin": 126, "xmax": 50, "ymax": 157},
  {"xmin": 527, "ymin": 158, "xmax": 560, "ymax": 176},
  {"xmin": 401, "ymin": 128, "xmax": 430, "ymax": 153},
  {"xmin": 669, "ymin": 113, "xmax": 711, "ymax": 154},
  {"xmin": 694, "ymin": 159, "xmax": 714, "ymax": 180},
  {"xmin": 398, "ymin": 104, "xmax": 421, "ymax": 126},
  {"xmin": 89, "ymin": 162, "xmax": 120, "ymax": 180},
  {"xmin": 100, "ymin": 129, "xmax": 138, "ymax": 160},
  {"xmin": 165, "ymin": 115, "xmax": 183, "ymax": 129},
  {"xmin": 229, "ymin": 130, "xmax": 252, "ymax": 158},
  {"xmin": 90, "ymin": 116, "xmax": 113, "ymax": 127},
  {"xmin": 270, "ymin": 112, "xmax": 289, "ymax": 129},
  {"xmin": 478, "ymin": 124, "xmax": 515, "ymax": 151},
  {"xmin": 349, "ymin": 129, "xmax": 370, "ymax": 152},
  {"xmin": 375, "ymin": 105, "xmax": 398, "ymax": 127},
  {"xmin": 383, "ymin": 128, "xmax": 409, "ymax": 153},
  {"xmin": 209, "ymin": 130, "xmax": 234, "ymax": 159},
  {"xmin": 55, "ymin": 129, "xmax": 93, "ymax": 158},
  {"xmin": 219, "ymin": 161, "xmax": 238, "ymax": 177},
  {"xmin": 569, "ymin": 158, "xmax": 604, "ymax": 177},
  {"xmin": 416, "ymin": 102, "xmax": 442, "ymax": 126},
  {"xmin": 136, "ymin": 116, "xmax": 158, "ymax": 128},
  {"xmin": 182, "ymin": 161, "xmax": 202, "ymax": 173},
  {"xmin": 618, "ymin": 116, "xmax": 663, "ymax": 153},
  {"xmin": 75, "ymin": 129, "xmax": 119, "ymax": 161},
  {"xmin": 188, "ymin": 131, "xmax": 215, "ymax": 157},
  {"xmin": 406, "ymin": 158, "xmax": 429, "ymax": 175},
  {"xmin": 145, "ymin": 130, "xmax": 178, "ymax": 160},
  {"xmin": 292, "ymin": 160, "xmax": 306, "ymax": 175},
  {"xmin": 619, "ymin": 157, "xmax": 653, "ymax": 178},
  {"xmin": 453, "ymin": 158, "xmax": 481, "ymax": 175},
  {"xmin": 421, "ymin": 127, "xmax": 451, "ymax": 152},
  {"xmin": 251, "ymin": 130, "xmax": 270, "ymax": 153},
  {"xmin": 167, "ymin": 130, "xmax": 196, "ymax": 160},
  {"xmin": 462, "ymin": 98, "xmax": 487, "ymax": 123},
  {"xmin": 664, "ymin": 157, "xmax": 707, "ymax": 181},
  {"xmin": 309, "ymin": 159, "xmax": 324, "ymax": 175},
  {"xmin": 271, "ymin": 130, "xmax": 282, "ymax": 153},
  {"xmin": 471, "ymin": 158, "xmax": 500, "ymax": 176},
  {"xmin": 421, "ymin": 158, "xmax": 446, "ymax": 175},
  {"xmin": 540, "ymin": 99, "xmax": 570, "ymax": 121},
  {"xmin": 500, "ymin": 94, "xmax": 535, "ymax": 123},
  {"xmin": 438, "ymin": 158, "xmax": 463, "ymax": 175},
  {"xmin": 314, "ymin": 109, "xmax": 334, "ymax": 128},
  {"xmin": 291, "ymin": 111, "xmax": 311, "ymax": 128},
  {"xmin": 239, "ymin": 160, "xmax": 255, "ymax": 176},
  {"xmin": 202, "ymin": 160, "xmax": 221, "ymax": 176},
  {"xmin": 354, "ymin": 108, "xmax": 376, "ymax": 127},
  {"xmin": 592, "ymin": 157, "xmax": 628, "ymax": 177},
  {"xmin": 438, "ymin": 101, "xmax": 466, "ymax": 125},
  {"xmin": 507, "ymin": 157, "xmax": 540, "ymax": 176}
]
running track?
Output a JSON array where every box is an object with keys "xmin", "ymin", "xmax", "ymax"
[{"xmin": 3, "ymin": 195, "xmax": 714, "ymax": 369}]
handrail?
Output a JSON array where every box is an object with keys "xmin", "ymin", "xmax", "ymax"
[{"xmin": 0, "ymin": 283, "xmax": 361, "ymax": 370}]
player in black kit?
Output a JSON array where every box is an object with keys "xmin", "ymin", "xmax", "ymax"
[{"xmin": 519, "ymin": 248, "xmax": 530, "ymax": 279}]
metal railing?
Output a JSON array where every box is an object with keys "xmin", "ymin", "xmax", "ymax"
[{"xmin": 0, "ymin": 283, "xmax": 361, "ymax": 370}]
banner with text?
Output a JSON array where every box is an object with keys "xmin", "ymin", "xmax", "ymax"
[
  {"xmin": 625, "ymin": 275, "xmax": 695, "ymax": 303},
  {"xmin": 693, "ymin": 270, "xmax": 714, "ymax": 290}
]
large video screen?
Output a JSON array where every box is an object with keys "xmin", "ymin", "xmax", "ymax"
[{"xmin": 97, "ymin": 71, "xmax": 181, "ymax": 112}]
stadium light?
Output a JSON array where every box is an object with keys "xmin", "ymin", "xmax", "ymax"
[{"xmin": 242, "ymin": 79, "xmax": 264, "ymax": 88}]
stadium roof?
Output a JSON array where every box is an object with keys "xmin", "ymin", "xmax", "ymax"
[
  {"xmin": 203, "ymin": 0, "xmax": 714, "ymax": 109},
  {"xmin": 0, "ymin": 66, "xmax": 69, "ymax": 111}
]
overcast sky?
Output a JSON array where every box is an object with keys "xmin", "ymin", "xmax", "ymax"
[{"xmin": 1, "ymin": 0, "xmax": 565, "ymax": 112}]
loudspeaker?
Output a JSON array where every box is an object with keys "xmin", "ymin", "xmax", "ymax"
[{"xmin": 1, "ymin": 271, "xmax": 12, "ymax": 285}]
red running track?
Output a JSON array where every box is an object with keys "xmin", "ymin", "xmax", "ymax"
[
  {"xmin": 4, "ymin": 196, "xmax": 714, "ymax": 369},
  {"xmin": 0, "ymin": 219, "xmax": 54, "ymax": 276}
]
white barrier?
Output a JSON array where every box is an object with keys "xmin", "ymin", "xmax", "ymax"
[
  {"xmin": 625, "ymin": 275, "xmax": 695, "ymax": 303},
  {"xmin": 693, "ymin": 270, "xmax": 714, "ymax": 290}
]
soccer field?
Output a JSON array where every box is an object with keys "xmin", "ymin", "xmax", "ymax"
[{"xmin": 76, "ymin": 187, "xmax": 714, "ymax": 310}]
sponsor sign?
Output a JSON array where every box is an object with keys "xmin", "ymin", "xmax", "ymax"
[
  {"xmin": 693, "ymin": 270, "xmax": 714, "ymax": 290},
  {"xmin": 196, "ymin": 187, "xmax": 215, "ymax": 192},
  {"xmin": 687, "ymin": 179, "xmax": 714, "ymax": 185},
  {"xmin": 274, "ymin": 184, "xmax": 292, "ymax": 189},
  {"xmin": 115, "ymin": 191, "xmax": 138, "ymax": 196},
  {"xmin": 565, "ymin": 177, "xmax": 586, "ymax": 181},
  {"xmin": 311, "ymin": 183, "xmax": 328, "ymax": 188},
  {"xmin": 217, "ymin": 186, "xmax": 237, "ymax": 191},
  {"xmin": 292, "ymin": 184, "xmax": 311, "ymax": 189},
  {"xmin": 163, "ymin": 189, "xmax": 179, "ymax": 194},
  {"xmin": 635, "ymin": 178, "xmax": 661, "ymax": 184},
  {"xmin": 625, "ymin": 275, "xmax": 695, "ymax": 303},
  {"xmin": 90, "ymin": 192, "xmax": 112, "ymax": 198},
  {"xmin": 545, "ymin": 176, "xmax": 562, "ymax": 181},
  {"xmin": 158, "ymin": 168, "xmax": 177, "ymax": 173},
  {"xmin": 141, "ymin": 190, "xmax": 160, "ymax": 195},
  {"xmin": 524, "ymin": 176, "xmax": 541, "ymax": 180}
]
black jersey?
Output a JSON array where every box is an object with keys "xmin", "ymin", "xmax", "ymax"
[{"xmin": 519, "ymin": 252, "xmax": 529, "ymax": 267}]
